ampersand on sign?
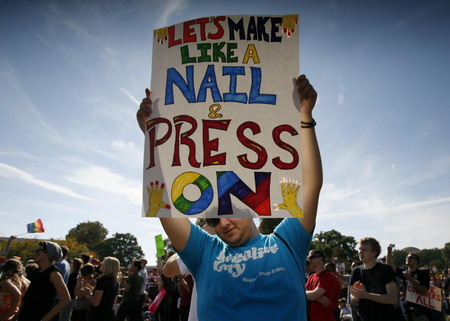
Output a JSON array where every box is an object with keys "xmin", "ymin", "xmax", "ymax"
[{"xmin": 208, "ymin": 104, "xmax": 223, "ymax": 119}]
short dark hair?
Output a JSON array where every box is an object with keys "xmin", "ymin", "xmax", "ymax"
[
  {"xmin": 133, "ymin": 260, "xmax": 142, "ymax": 270},
  {"xmin": 81, "ymin": 263, "xmax": 95, "ymax": 276},
  {"xmin": 81, "ymin": 254, "xmax": 90, "ymax": 264},
  {"xmin": 72, "ymin": 258, "xmax": 83, "ymax": 271},
  {"xmin": 61, "ymin": 246, "xmax": 69, "ymax": 259},
  {"xmin": 359, "ymin": 237, "xmax": 381, "ymax": 258}
]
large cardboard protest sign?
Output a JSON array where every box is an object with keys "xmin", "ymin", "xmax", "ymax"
[
  {"xmin": 405, "ymin": 283, "xmax": 442, "ymax": 312},
  {"xmin": 143, "ymin": 15, "xmax": 302, "ymax": 218}
]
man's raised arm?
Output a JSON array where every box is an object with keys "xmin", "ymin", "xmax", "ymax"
[
  {"xmin": 137, "ymin": 89, "xmax": 191, "ymax": 251},
  {"xmin": 296, "ymin": 75, "xmax": 323, "ymax": 234}
]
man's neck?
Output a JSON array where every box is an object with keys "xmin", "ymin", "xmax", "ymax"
[
  {"xmin": 314, "ymin": 265, "xmax": 325, "ymax": 274},
  {"xmin": 408, "ymin": 265, "xmax": 418, "ymax": 273},
  {"xmin": 39, "ymin": 260, "xmax": 52, "ymax": 271},
  {"xmin": 363, "ymin": 259, "xmax": 377, "ymax": 269}
]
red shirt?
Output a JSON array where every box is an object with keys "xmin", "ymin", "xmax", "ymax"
[{"xmin": 306, "ymin": 270, "xmax": 341, "ymax": 321}]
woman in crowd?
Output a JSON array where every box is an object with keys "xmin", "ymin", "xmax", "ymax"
[
  {"xmin": 72, "ymin": 263, "xmax": 96, "ymax": 321},
  {"xmin": 18, "ymin": 241, "xmax": 70, "ymax": 321},
  {"xmin": 87, "ymin": 257, "xmax": 120, "ymax": 321},
  {"xmin": 0, "ymin": 259, "xmax": 29, "ymax": 321}
]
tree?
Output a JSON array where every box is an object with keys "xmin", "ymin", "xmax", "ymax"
[
  {"xmin": 310, "ymin": 229, "xmax": 358, "ymax": 272},
  {"xmin": 66, "ymin": 221, "xmax": 108, "ymax": 246},
  {"xmin": 58, "ymin": 237, "xmax": 90, "ymax": 262},
  {"xmin": 66, "ymin": 221, "xmax": 108, "ymax": 252},
  {"xmin": 391, "ymin": 249, "xmax": 408, "ymax": 268},
  {"xmin": 258, "ymin": 218, "xmax": 283, "ymax": 234},
  {"xmin": 418, "ymin": 248, "xmax": 445, "ymax": 270},
  {"xmin": 441, "ymin": 242, "xmax": 450, "ymax": 267},
  {"xmin": 95, "ymin": 233, "xmax": 144, "ymax": 266},
  {"xmin": 6, "ymin": 239, "xmax": 41, "ymax": 262},
  {"xmin": 4, "ymin": 237, "xmax": 88, "ymax": 264}
]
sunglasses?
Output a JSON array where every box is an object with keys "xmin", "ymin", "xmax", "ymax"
[
  {"xmin": 34, "ymin": 248, "xmax": 47, "ymax": 254},
  {"xmin": 406, "ymin": 256, "xmax": 418, "ymax": 260},
  {"xmin": 205, "ymin": 218, "xmax": 220, "ymax": 228}
]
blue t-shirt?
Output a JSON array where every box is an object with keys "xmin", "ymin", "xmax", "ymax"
[{"xmin": 178, "ymin": 218, "xmax": 312, "ymax": 321}]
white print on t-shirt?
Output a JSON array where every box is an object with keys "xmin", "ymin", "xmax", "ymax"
[
  {"xmin": 213, "ymin": 244, "xmax": 279, "ymax": 278},
  {"xmin": 242, "ymin": 267, "xmax": 286, "ymax": 283}
]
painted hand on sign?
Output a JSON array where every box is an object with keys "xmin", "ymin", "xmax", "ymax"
[
  {"xmin": 146, "ymin": 181, "xmax": 171, "ymax": 217},
  {"xmin": 272, "ymin": 178, "xmax": 303, "ymax": 218}
]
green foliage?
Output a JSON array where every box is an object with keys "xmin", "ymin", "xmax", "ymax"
[
  {"xmin": 390, "ymin": 248, "xmax": 447, "ymax": 271},
  {"xmin": 58, "ymin": 238, "xmax": 90, "ymax": 262},
  {"xmin": 66, "ymin": 221, "xmax": 108, "ymax": 252},
  {"xmin": 95, "ymin": 233, "xmax": 144, "ymax": 267},
  {"xmin": 258, "ymin": 218, "xmax": 283, "ymax": 234},
  {"xmin": 196, "ymin": 218, "xmax": 206, "ymax": 228},
  {"xmin": 5, "ymin": 239, "xmax": 41, "ymax": 262},
  {"xmin": 414, "ymin": 248, "xmax": 446, "ymax": 270},
  {"xmin": 2, "ymin": 237, "xmax": 88, "ymax": 265},
  {"xmin": 441, "ymin": 242, "xmax": 450, "ymax": 267},
  {"xmin": 310, "ymin": 229, "xmax": 357, "ymax": 273},
  {"xmin": 391, "ymin": 249, "xmax": 408, "ymax": 268}
]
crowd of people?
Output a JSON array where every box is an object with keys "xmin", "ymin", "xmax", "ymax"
[
  {"xmin": 0, "ymin": 236, "xmax": 196, "ymax": 321},
  {"xmin": 0, "ymin": 233, "xmax": 449, "ymax": 321}
]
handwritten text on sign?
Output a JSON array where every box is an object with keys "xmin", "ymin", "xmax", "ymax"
[
  {"xmin": 405, "ymin": 283, "xmax": 442, "ymax": 312},
  {"xmin": 143, "ymin": 15, "xmax": 301, "ymax": 218}
]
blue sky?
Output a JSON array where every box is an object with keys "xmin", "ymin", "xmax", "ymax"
[{"xmin": 1, "ymin": 0, "xmax": 449, "ymax": 265}]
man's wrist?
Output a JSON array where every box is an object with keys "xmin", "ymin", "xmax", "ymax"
[{"xmin": 300, "ymin": 112, "xmax": 314, "ymax": 123}]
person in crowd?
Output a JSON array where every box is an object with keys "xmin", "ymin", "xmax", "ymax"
[
  {"xmin": 53, "ymin": 245, "xmax": 71, "ymax": 321},
  {"xmin": 387, "ymin": 248, "xmax": 434, "ymax": 321},
  {"xmin": 18, "ymin": 241, "xmax": 71, "ymax": 321},
  {"xmin": 0, "ymin": 259, "xmax": 30, "ymax": 321},
  {"xmin": 444, "ymin": 269, "xmax": 450, "ymax": 315},
  {"xmin": 306, "ymin": 250, "xmax": 342, "ymax": 321},
  {"xmin": 81, "ymin": 255, "xmax": 90, "ymax": 266},
  {"xmin": 25, "ymin": 261, "xmax": 39, "ymax": 281},
  {"xmin": 116, "ymin": 260, "xmax": 144, "ymax": 321},
  {"xmin": 349, "ymin": 261, "xmax": 361, "ymax": 321},
  {"xmin": 325, "ymin": 262, "xmax": 346, "ymax": 320},
  {"xmin": 138, "ymin": 258, "xmax": 148, "ymax": 310},
  {"xmin": 147, "ymin": 267, "xmax": 160, "ymax": 309},
  {"xmin": 136, "ymin": 74, "xmax": 322, "ymax": 321},
  {"xmin": 428, "ymin": 274, "xmax": 447, "ymax": 321},
  {"xmin": 176, "ymin": 272, "xmax": 193, "ymax": 321},
  {"xmin": 163, "ymin": 223, "xmax": 216, "ymax": 321},
  {"xmin": 65, "ymin": 258, "xmax": 82, "ymax": 321},
  {"xmin": 72, "ymin": 263, "xmax": 96, "ymax": 321},
  {"xmin": 87, "ymin": 256, "xmax": 120, "ymax": 321},
  {"xmin": 0, "ymin": 236, "xmax": 16, "ymax": 269},
  {"xmin": 338, "ymin": 298, "xmax": 352, "ymax": 321},
  {"xmin": 349, "ymin": 237, "xmax": 398, "ymax": 321},
  {"xmin": 155, "ymin": 272, "xmax": 177, "ymax": 321}
]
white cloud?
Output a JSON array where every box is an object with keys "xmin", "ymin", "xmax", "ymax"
[
  {"xmin": 121, "ymin": 88, "xmax": 141, "ymax": 105},
  {"xmin": 0, "ymin": 163, "xmax": 91, "ymax": 200},
  {"xmin": 157, "ymin": 0, "xmax": 190, "ymax": 27},
  {"xmin": 65, "ymin": 164, "xmax": 141, "ymax": 205}
]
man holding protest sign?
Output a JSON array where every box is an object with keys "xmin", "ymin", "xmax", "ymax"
[
  {"xmin": 137, "ymin": 73, "xmax": 322, "ymax": 320},
  {"xmin": 386, "ymin": 248, "xmax": 441, "ymax": 321}
]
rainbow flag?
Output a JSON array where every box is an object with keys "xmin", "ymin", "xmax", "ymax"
[{"xmin": 27, "ymin": 218, "xmax": 45, "ymax": 233}]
